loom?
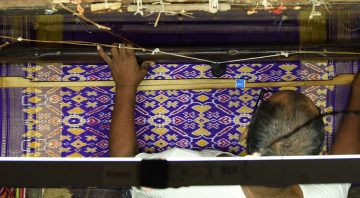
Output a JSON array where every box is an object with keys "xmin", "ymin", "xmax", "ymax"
[{"xmin": 0, "ymin": 0, "xmax": 360, "ymax": 195}]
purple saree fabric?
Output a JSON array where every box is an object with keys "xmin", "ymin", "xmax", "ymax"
[
  {"xmin": 0, "ymin": 65, "xmax": 25, "ymax": 157},
  {"xmin": 0, "ymin": 61, "xmax": 354, "ymax": 157}
]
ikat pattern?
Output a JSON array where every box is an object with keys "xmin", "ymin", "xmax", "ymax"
[
  {"xmin": 61, "ymin": 87, "xmax": 114, "ymax": 157},
  {"xmin": 22, "ymin": 88, "xmax": 62, "ymax": 157},
  {"xmin": 135, "ymin": 89, "xmax": 258, "ymax": 155},
  {"xmin": 18, "ymin": 62, "xmax": 339, "ymax": 157},
  {"xmin": 24, "ymin": 61, "xmax": 333, "ymax": 82}
]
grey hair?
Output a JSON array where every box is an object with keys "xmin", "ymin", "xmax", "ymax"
[{"xmin": 247, "ymin": 91, "xmax": 325, "ymax": 156}]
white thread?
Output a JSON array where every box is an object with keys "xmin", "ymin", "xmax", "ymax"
[
  {"xmin": 158, "ymin": 50, "xmax": 217, "ymax": 63},
  {"xmin": 280, "ymin": 51, "xmax": 289, "ymax": 57},
  {"xmin": 218, "ymin": 53, "xmax": 289, "ymax": 64},
  {"xmin": 151, "ymin": 48, "xmax": 160, "ymax": 55},
  {"xmin": 159, "ymin": 0, "xmax": 166, "ymax": 13},
  {"xmin": 0, "ymin": 42, "xmax": 10, "ymax": 49},
  {"xmin": 309, "ymin": 0, "xmax": 329, "ymax": 19},
  {"xmin": 309, "ymin": 0, "xmax": 321, "ymax": 20},
  {"xmin": 152, "ymin": 0, "xmax": 169, "ymax": 27},
  {"xmin": 208, "ymin": 0, "xmax": 219, "ymax": 13},
  {"xmin": 134, "ymin": 0, "xmax": 144, "ymax": 16},
  {"xmin": 261, "ymin": 0, "xmax": 273, "ymax": 9},
  {"xmin": 2, "ymin": 35, "xmax": 312, "ymax": 65}
]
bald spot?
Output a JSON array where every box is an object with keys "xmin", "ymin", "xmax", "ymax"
[{"xmin": 267, "ymin": 90, "xmax": 320, "ymax": 116}]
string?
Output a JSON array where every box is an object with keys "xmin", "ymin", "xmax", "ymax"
[
  {"xmin": 105, "ymin": 0, "xmax": 109, "ymax": 9},
  {"xmin": 134, "ymin": 0, "xmax": 194, "ymax": 25},
  {"xmin": 0, "ymin": 42, "xmax": 10, "ymax": 49},
  {"xmin": 154, "ymin": 49, "xmax": 218, "ymax": 63},
  {"xmin": 309, "ymin": 0, "xmax": 329, "ymax": 20},
  {"xmin": 57, "ymin": 2, "xmax": 192, "ymax": 46},
  {"xmin": 209, "ymin": 0, "xmax": 219, "ymax": 13},
  {"xmin": 0, "ymin": 35, "xmax": 216, "ymax": 63},
  {"xmin": 58, "ymin": 3, "xmax": 143, "ymax": 48},
  {"xmin": 218, "ymin": 52, "xmax": 292, "ymax": 64},
  {"xmin": 134, "ymin": 0, "xmax": 144, "ymax": 16},
  {"xmin": 2, "ymin": 35, "xmax": 360, "ymax": 64},
  {"xmin": 153, "ymin": 0, "xmax": 170, "ymax": 27},
  {"xmin": 261, "ymin": 0, "xmax": 273, "ymax": 10},
  {"xmin": 60, "ymin": 3, "xmax": 110, "ymax": 31},
  {"xmin": 70, "ymin": 0, "xmax": 85, "ymax": 15}
]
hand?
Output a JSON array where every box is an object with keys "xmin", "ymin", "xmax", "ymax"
[
  {"xmin": 97, "ymin": 43, "xmax": 155, "ymax": 89},
  {"xmin": 349, "ymin": 73, "xmax": 360, "ymax": 111},
  {"xmin": 352, "ymin": 73, "xmax": 360, "ymax": 96}
]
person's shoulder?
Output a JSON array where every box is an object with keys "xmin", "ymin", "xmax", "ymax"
[{"xmin": 299, "ymin": 183, "xmax": 351, "ymax": 198}]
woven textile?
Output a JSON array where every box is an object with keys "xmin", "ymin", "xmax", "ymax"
[
  {"xmin": 0, "ymin": 65, "xmax": 25, "ymax": 157},
  {"xmin": 24, "ymin": 61, "xmax": 335, "ymax": 82},
  {"xmin": 2, "ymin": 61, "xmax": 358, "ymax": 157}
]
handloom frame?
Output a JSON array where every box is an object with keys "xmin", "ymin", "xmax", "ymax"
[{"xmin": 0, "ymin": 0, "xmax": 360, "ymax": 189}]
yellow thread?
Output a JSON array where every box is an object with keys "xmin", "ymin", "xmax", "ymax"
[{"xmin": 154, "ymin": 12, "xmax": 162, "ymax": 27}]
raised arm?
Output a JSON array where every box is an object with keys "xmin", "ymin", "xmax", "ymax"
[
  {"xmin": 331, "ymin": 73, "xmax": 360, "ymax": 154},
  {"xmin": 98, "ymin": 44, "xmax": 153, "ymax": 157}
]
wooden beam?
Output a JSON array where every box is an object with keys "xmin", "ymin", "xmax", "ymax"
[
  {"xmin": 0, "ymin": 74, "xmax": 354, "ymax": 90},
  {"xmin": 0, "ymin": 0, "xmax": 121, "ymax": 9},
  {"xmin": 127, "ymin": 3, "xmax": 231, "ymax": 12},
  {"xmin": 0, "ymin": 0, "xmax": 51, "ymax": 9},
  {"xmin": 1, "ymin": 0, "xmax": 360, "ymax": 11}
]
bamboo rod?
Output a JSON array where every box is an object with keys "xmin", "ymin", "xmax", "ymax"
[
  {"xmin": 90, "ymin": 3, "xmax": 122, "ymax": 12},
  {"xmin": 0, "ymin": 74, "xmax": 354, "ymax": 90}
]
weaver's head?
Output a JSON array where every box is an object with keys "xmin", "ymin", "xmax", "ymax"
[{"xmin": 247, "ymin": 90, "xmax": 325, "ymax": 156}]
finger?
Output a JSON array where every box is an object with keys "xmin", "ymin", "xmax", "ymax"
[
  {"xmin": 97, "ymin": 45, "xmax": 112, "ymax": 64},
  {"xmin": 118, "ymin": 43, "xmax": 127, "ymax": 59},
  {"xmin": 111, "ymin": 43, "xmax": 120, "ymax": 59},
  {"xmin": 141, "ymin": 61, "xmax": 156, "ymax": 71},
  {"xmin": 125, "ymin": 43, "xmax": 136, "ymax": 58}
]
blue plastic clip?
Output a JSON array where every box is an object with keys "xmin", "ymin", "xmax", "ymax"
[{"xmin": 235, "ymin": 79, "xmax": 245, "ymax": 89}]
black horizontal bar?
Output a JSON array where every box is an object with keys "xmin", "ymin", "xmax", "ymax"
[{"xmin": 0, "ymin": 156, "xmax": 360, "ymax": 187}]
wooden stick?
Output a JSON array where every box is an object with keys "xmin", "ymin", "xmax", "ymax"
[
  {"xmin": 90, "ymin": 2, "xmax": 122, "ymax": 12},
  {"xmin": 0, "ymin": 74, "xmax": 355, "ymax": 90},
  {"xmin": 127, "ymin": 3, "xmax": 231, "ymax": 12}
]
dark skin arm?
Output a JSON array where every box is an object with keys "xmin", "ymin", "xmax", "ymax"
[
  {"xmin": 331, "ymin": 73, "xmax": 360, "ymax": 154},
  {"xmin": 98, "ymin": 44, "xmax": 154, "ymax": 157}
]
